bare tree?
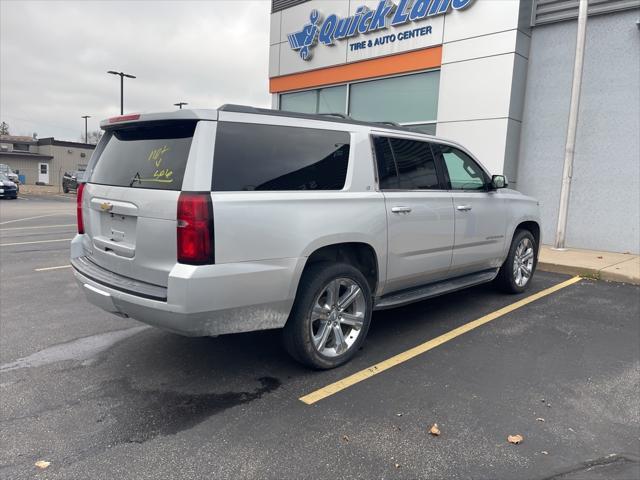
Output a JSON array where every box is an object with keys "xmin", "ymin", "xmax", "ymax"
[
  {"xmin": 0, "ymin": 122, "xmax": 9, "ymax": 135},
  {"xmin": 82, "ymin": 129, "xmax": 103, "ymax": 145}
]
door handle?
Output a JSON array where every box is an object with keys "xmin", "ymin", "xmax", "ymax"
[
  {"xmin": 456, "ymin": 205, "xmax": 472, "ymax": 212},
  {"xmin": 391, "ymin": 206, "xmax": 412, "ymax": 214}
]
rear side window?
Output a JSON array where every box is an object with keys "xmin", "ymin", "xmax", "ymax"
[
  {"xmin": 212, "ymin": 122, "xmax": 350, "ymax": 191},
  {"xmin": 90, "ymin": 121, "xmax": 196, "ymax": 190},
  {"xmin": 373, "ymin": 136, "xmax": 441, "ymax": 190}
]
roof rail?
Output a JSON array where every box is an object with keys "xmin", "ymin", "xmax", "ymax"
[
  {"xmin": 217, "ymin": 104, "xmax": 430, "ymax": 135},
  {"xmin": 317, "ymin": 112, "xmax": 351, "ymax": 120}
]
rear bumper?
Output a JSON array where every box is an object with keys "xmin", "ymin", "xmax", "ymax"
[{"xmin": 71, "ymin": 235, "xmax": 305, "ymax": 337}]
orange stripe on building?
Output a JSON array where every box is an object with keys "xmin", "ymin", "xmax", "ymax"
[{"xmin": 269, "ymin": 46, "xmax": 442, "ymax": 93}]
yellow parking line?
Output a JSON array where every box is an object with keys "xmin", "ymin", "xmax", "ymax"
[
  {"xmin": 0, "ymin": 238, "xmax": 71, "ymax": 247},
  {"xmin": 299, "ymin": 276, "xmax": 583, "ymax": 405},
  {"xmin": 35, "ymin": 265, "xmax": 72, "ymax": 272}
]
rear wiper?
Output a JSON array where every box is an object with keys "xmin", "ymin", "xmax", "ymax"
[{"xmin": 129, "ymin": 172, "xmax": 141, "ymax": 187}]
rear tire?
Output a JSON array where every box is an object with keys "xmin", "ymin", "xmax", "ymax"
[
  {"xmin": 283, "ymin": 262, "xmax": 372, "ymax": 369},
  {"xmin": 495, "ymin": 229, "xmax": 538, "ymax": 293}
]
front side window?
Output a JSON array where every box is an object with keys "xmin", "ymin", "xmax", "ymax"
[
  {"xmin": 373, "ymin": 136, "xmax": 440, "ymax": 190},
  {"xmin": 212, "ymin": 122, "xmax": 350, "ymax": 191},
  {"xmin": 435, "ymin": 144, "xmax": 487, "ymax": 191}
]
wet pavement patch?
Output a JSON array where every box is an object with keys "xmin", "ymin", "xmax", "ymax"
[
  {"xmin": 104, "ymin": 376, "xmax": 281, "ymax": 445},
  {"xmin": 0, "ymin": 327, "xmax": 148, "ymax": 372}
]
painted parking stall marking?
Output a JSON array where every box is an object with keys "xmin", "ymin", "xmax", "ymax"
[
  {"xmin": 0, "ymin": 238, "xmax": 72, "ymax": 247},
  {"xmin": 299, "ymin": 276, "xmax": 583, "ymax": 405},
  {"xmin": 34, "ymin": 265, "xmax": 72, "ymax": 272}
]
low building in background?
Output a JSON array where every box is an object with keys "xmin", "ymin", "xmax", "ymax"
[{"xmin": 0, "ymin": 135, "xmax": 95, "ymax": 186}]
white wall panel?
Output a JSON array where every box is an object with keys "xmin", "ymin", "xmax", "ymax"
[
  {"xmin": 279, "ymin": 35, "xmax": 348, "ymax": 76},
  {"xmin": 442, "ymin": 0, "xmax": 521, "ymax": 43},
  {"xmin": 442, "ymin": 30, "xmax": 518, "ymax": 64},
  {"xmin": 437, "ymin": 53, "xmax": 516, "ymax": 122},
  {"xmin": 345, "ymin": 0, "xmax": 444, "ymax": 62},
  {"xmin": 269, "ymin": 44, "xmax": 281, "ymax": 78},
  {"xmin": 270, "ymin": 12, "xmax": 282, "ymax": 45},
  {"xmin": 437, "ymin": 118, "xmax": 510, "ymax": 174}
]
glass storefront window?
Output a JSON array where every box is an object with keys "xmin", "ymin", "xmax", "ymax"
[
  {"xmin": 349, "ymin": 71, "xmax": 439, "ymax": 124},
  {"xmin": 280, "ymin": 90, "xmax": 317, "ymax": 114},
  {"xmin": 317, "ymin": 85, "xmax": 347, "ymax": 114},
  {"xmin": 278, "ymin": 71, "xmax": 440, "ymax": 129},
  {"xmin": 280, "ymin": 85, "xmax": 346, "ymax": 115}
]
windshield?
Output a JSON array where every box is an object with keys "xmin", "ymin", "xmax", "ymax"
[{"xmin": 0, "ymin": 173, "xmax": 10, "ymax": 182}]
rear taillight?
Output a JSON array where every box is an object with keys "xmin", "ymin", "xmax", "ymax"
[
  {"xmin": 77, "ymin": 183, "xmax": 85, "ymax": 234},
  {"xmin": 177, "ymin": 192, "xmax": 214, "ymax": 265}
]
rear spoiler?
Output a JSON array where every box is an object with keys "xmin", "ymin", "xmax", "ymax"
[{"xmin": 100, "ymin": 109, "xmax": 218, "ymax": 130}]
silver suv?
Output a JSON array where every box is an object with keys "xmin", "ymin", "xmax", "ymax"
[{"xmin": 71, "ymin": 105, "xmax": 541, "ymax": 369}]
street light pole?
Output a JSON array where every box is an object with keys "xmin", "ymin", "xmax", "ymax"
[
  {"xmin": 554, "ymin": 0, "xmax": 589, "ymax": 249},
  {"xmin": 107, "ymin": 70, "xmax": 136, "ymax": 115},
  {"xmin": 81, "ymin": 115, "xmax": 91, "ymax": 143},
  {"xmin": 174, "ymin": 102, "xmax": 188, "ymax": 109}
]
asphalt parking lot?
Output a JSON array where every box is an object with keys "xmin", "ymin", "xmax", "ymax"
[{"xmin": 1, "ymin": 195, "xmax": 639, "ymax": 480}]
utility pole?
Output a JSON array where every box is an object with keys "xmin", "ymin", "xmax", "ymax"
[
  {"xmin": 107, "ymin": 70, "xmax": 136, "ymax": 115},
  {"xmin": 81, "ymin": 115, "xmax": 90, "ymax": 143},
  {"xmin": 554, "ymin": 0, "xmax": 589, "ymax": 249},
  {"xmin": 174, "ymin": 102, "xmax": 188, "ymax": 109}
]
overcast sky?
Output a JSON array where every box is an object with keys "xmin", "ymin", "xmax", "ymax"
[{"xmin": 0, "ymin": 0, "xmax": 272, "ymax": 141}]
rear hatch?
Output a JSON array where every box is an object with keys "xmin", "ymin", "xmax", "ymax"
[{"xmin": 82, "ymin": 120, "xmax": 197, "ymax": 287}]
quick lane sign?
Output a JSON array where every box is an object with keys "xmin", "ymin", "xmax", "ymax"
[{"xmin": 288, "ymin": 0, "xmax": 475, "ymax": 60}]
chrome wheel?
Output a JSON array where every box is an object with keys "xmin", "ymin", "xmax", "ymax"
[
  {"xmin": 513, "ymin": 237, "xmax": 535, "ymax": 287},
  {"xmin": 309, "ymin": 277, "xmax": 366, "ymax": 358}
]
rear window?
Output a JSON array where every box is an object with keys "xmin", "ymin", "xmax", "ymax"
[
  {"xmin": 212, "ymin": 122, "xmax": 350, "ymax": 191},
  {"xmin": 90, "ymin": 121, "xmax": 196, "ymax": 190}
]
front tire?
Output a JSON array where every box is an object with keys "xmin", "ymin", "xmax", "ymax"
[
  {"xmin": 495, "ymin": 229, "xmax": 538, "ymax": 293},
  {"xmin": 283, "ymin": 262, "xmax": 373, "ymax": 369}
]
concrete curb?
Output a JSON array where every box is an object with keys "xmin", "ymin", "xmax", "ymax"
[{"xmin": 538, "ymin": 246, "xmax": 639, "ymax": 285}]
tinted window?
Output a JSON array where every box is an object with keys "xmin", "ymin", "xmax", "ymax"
[
  {"xmin": 212, "ymin": 122, "xmax": 350, "ymax": 191},
  {"xmin": 373, "ymin": 137, "xmax": 399, "ymax": 189},
  {"xmin": 373, "ymin": 136, "xmax": 440, "ymax": 190},
  {"xmin": 90, "ymin": 121, "xmax": 196, "ymax": 190},
  {"xmin": 434, "ymin": 144, "xmax": 487, "ymax": 191}
]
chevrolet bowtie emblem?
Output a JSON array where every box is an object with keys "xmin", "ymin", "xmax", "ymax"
[{"xmin": 100, "ymin": 202, "xmax": 113, "ymax": 212}]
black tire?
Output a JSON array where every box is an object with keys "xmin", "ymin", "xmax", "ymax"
[
  {"xmin": 283, "ymin": 262, "xmax": 373, "ymax": 370},
  {"xmin": 495, "ymin": 229, "xmax": 538, "ymax": 294},
  {"xmin": 63, "ymin": 186, "xmax": 69, "ymax": 193}
]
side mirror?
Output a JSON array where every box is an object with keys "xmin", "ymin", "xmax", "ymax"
[{"xmin": 491, "ymin": 175, "xmax": 508, "ymax": 190}]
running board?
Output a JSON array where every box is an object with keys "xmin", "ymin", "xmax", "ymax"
[{"xmin": 374, "ymin": 269, "xmax": 499, "ymax": 310}]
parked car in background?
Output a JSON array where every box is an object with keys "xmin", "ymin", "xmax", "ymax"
[
  {"xmin": 0, "ymin": 172, "xmax": 18, "ymax": 199},
  {"xmin": 0, "ymin": 164, "xmax": 19, "ymax": 184},
  {"xmin": 71, "ymin": 105, "xmax": 541, "ymax": 369},
  {"xmin": 62, "ymin": 170, "xmax": 85, "ymax": 193}
]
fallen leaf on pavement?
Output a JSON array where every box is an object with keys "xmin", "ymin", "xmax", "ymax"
[
  {"xmin": 508, "ymin": 434, "xmax": 524, "ymax": 445},
  {"xmin": 35, "ymin": 460, "xmax": 51, "ymax": 469},
  {"xmin": 536, "ymin": 418, "xmax": 545, "ymax": 422},
  {"xmin": 342, "ymin": 435, "xmax": 349, "ymax": 442},
  {"xmin": 429, "ymin": 423, "xmax": 441, "ymax": 436},
  {"xmin": 541, "ymin": 451, "xmax": 549, "ymax": 455},
  {"xmin": 396, "ymin": 413, "xmax": 403, "ymax": 417},
  {"xmin": 394, "ymin": 463, "xmax": 401, "ymax": 469}
]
